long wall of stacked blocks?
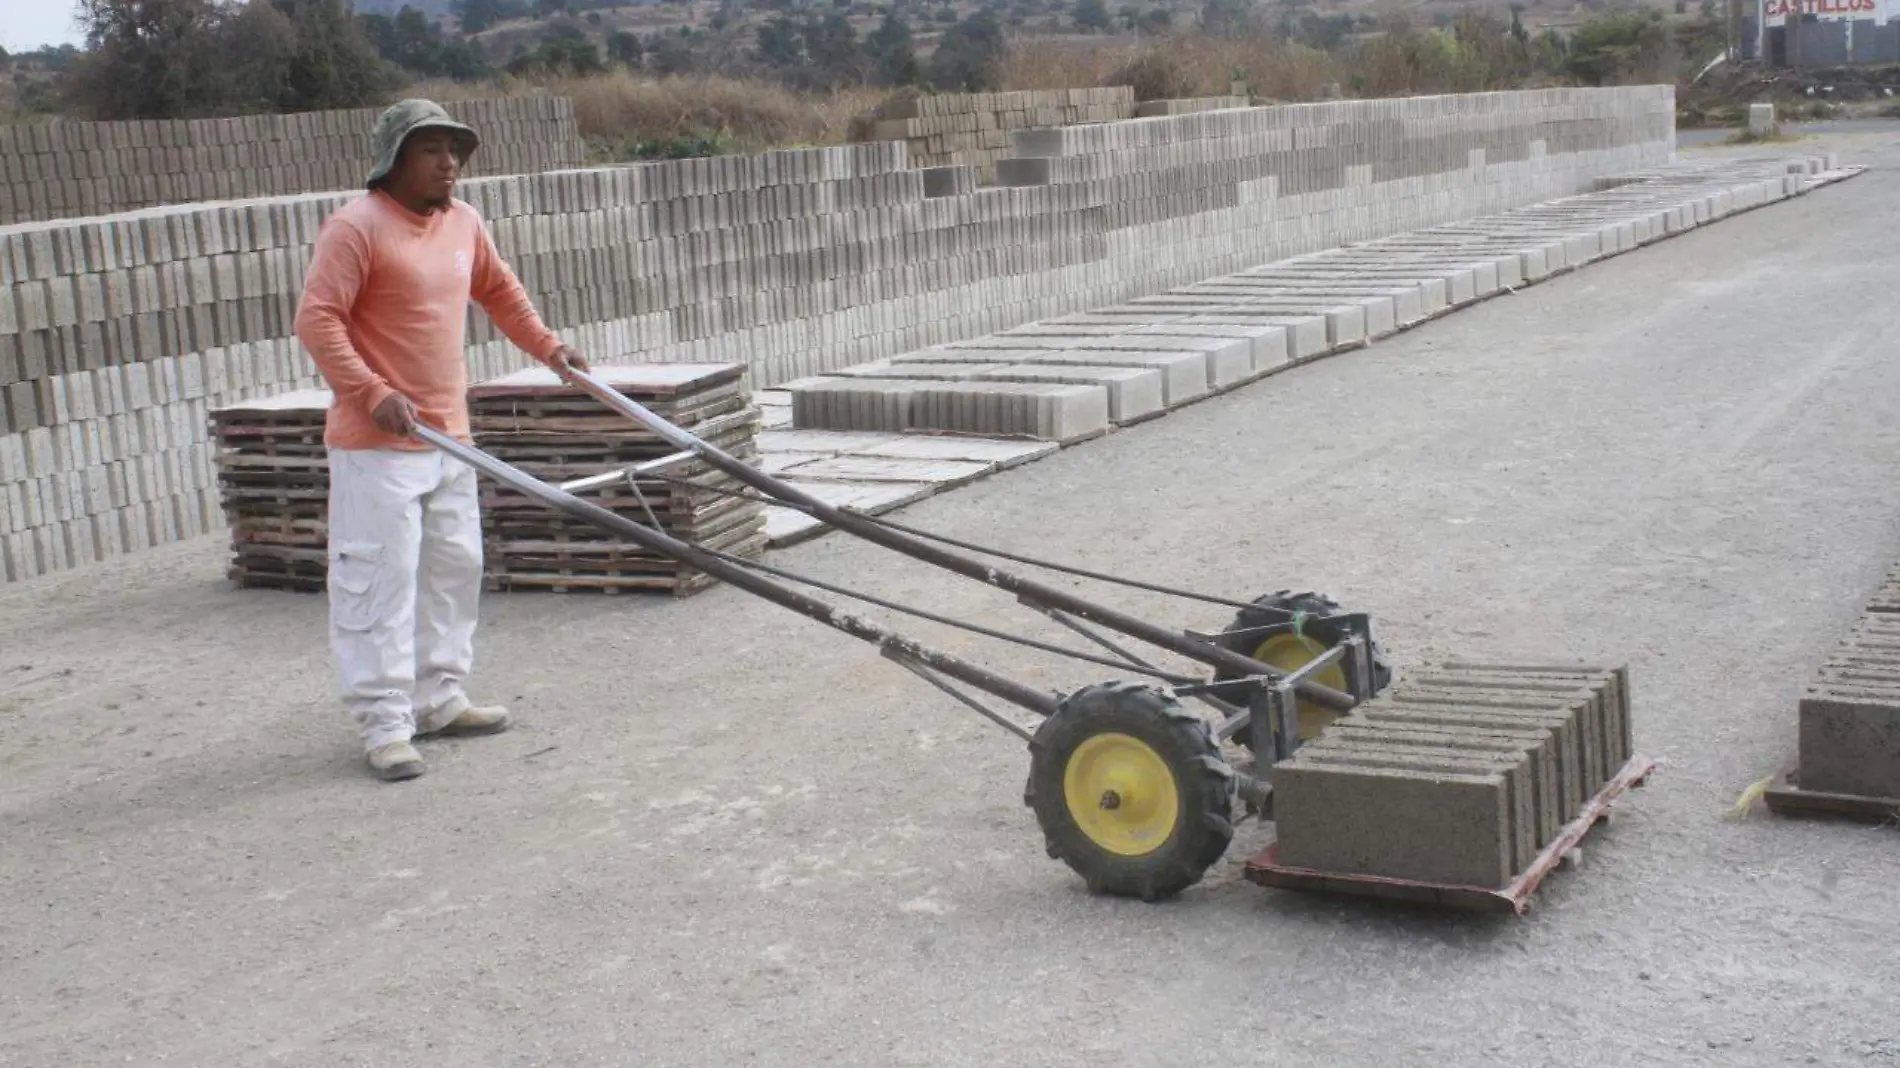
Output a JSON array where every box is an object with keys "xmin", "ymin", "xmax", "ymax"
[{"xmin": 0, "ymin": 84, "xmax": 1868, "ymax": 586}]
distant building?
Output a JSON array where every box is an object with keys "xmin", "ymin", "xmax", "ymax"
[{"xmin": 1743, "ymin": 0, "xmax": 1900, "ymax": 65}]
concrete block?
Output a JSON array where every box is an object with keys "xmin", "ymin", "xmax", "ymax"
[
  {"xmin": 908, "ymin": 380, "xmax": 1111, "ymax": 442},
  {"xmin": 1799, "ymin": 685, "xmax": 1900, "ymax": 798},
  {"xmin": 974, "ymin": 364, "xmax": 1166, "ymax": 424},
  {"xmin": 787, "ymin": 377, "xmax": 917, "ymax": 432},
  {"xmin": 1390, "ymin": 682, "xmax": 1603, "ymax": 806},
  {"xmin": 993, "ymin": 349, "xmax": 1209, "ymax": 407},
  {"xmin": 1293, "ymin": 741, "xmax": 1538, "ymax": 872},
  {"xmin": 1415, "ymin": 661, "xmax": 1631, "ymax": 777},
  {"xmin": 1272, "ymin": 761, "xmax": 1516, "ymax": 888},
  {"xmin": 1352, "ymin": 702, "xmax": 1582, "ymax": 821},
  {"xmin": 1315, "ymin": 719, "xmax": 1560, "ymax": 846}
]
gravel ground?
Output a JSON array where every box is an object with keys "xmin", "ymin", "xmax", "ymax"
[{"xmin": 4, "ymin": 132, "xmax": 1899, "ymax": 1068}]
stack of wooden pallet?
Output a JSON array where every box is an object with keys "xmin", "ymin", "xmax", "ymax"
[
  {"xmin": 467, "ymin": 363, "xmax": 765, "ymax": 596},
  {"xmin": 207, "ymin": 390, "xmax": 334, "ymax": 592}
]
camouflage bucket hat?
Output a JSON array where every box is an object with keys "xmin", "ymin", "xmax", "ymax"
[{"xmin": 365, "ymin": 99, "xmax": 481, "ymax": 188}]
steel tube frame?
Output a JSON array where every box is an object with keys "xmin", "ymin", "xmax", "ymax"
[
  {"xmin": 415, "ymin": 425, "xmax": 1061, "ymax": 719},
  {"xmin": 559, "ymin": 368, "xmax": 1358, "ymax": 713}
]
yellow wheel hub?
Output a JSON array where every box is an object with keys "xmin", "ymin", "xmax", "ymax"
[
  {"xmin": 1062, "ymin": 732, "xmax": 1180, "ymax": 857},
  {"xmin": 1251, "ymin": 633, "xmax": 1350, "ymax": 740}
]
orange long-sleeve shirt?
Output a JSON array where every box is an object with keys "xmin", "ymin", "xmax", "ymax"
[{"xmin": 293, "ymin": 190, "xmax": 564, "ymax": 451}]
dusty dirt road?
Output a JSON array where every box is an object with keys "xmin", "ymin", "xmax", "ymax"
[{"xmin": 5, "ymin": 131, "xmax": 1899, "ymax": 1068}]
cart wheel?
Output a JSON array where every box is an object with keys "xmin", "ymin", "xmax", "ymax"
[
  {"xmin": 1024, "ymin": 682, "xmax": 1234, "ymax": 902},
  {"xmin": 1213, "ymin": 590, "xmax": 1393, "ymax": 748}
]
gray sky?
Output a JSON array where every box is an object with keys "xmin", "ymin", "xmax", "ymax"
[{"xmin": 1, "ymin": 0, "xmax": 84, "ymax": 53}]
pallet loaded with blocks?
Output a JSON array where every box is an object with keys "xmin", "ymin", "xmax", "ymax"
[
  {"xmin": 468, "ymin": 364, "xmax": 764, "ymax": 596},
  {"xmin": 1258, "ymin": 660, "xmax": 1643, "ymax": 897},
  {"xmin": 1765, "ymin": 564, "xmax": 1900, "ymax": 818},
  {"xmin": 207, "ymin": 389, "xmax": 333, "ymax": 591},
  {"xmin": 208, "ymin": 364, "xmax": 763, "ymax": 596}
]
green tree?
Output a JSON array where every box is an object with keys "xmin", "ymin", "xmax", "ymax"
[
  {"xmin": 508, "ymin": 20, "xmax": 605, "ymax": 73},
  {"xmin": 865, "ymin": 12, "xmax": 918, "ymax": 84},
  {"xmin": 1072, "ymin": 0, "xmax": 1111, "ymax": 31},
  {"xmin": 607, "ymin": 28, "xmax": 644, "ymax": 65},
  {"xmin": 271, "ymin": 0, "xmax": 394, "ymax": 112},
  {"xmin": 1198, "ymin": 0, "xmax": 1254, "ymax": 36},
  {"xmin": 801, "ymin": 12, "xmax": 864, "ymax": 86},
  {"xmin": 1565, "ymin": 9, "xmax": 1675, "ymax": 85},
  {"xmin": 754, "ymin": 15, "xmax": 805, "ymax": 69},
  {"xmin": 928, "ymin": 10, "xmax": 1003, "ymax": 89},
  {"xmin": 220, "ymin": 0, "xmax": 299, "ymax": 109},
  {"xmin": 67, "ymin": 0, "xmax": 225, "ymax": 119},
  {"xmin": 452, "ymin": 0, "xmax": 506, "ymax": 33},
  {"xmin": 645, "ymin": 32, "xmax": 694, "ymax": 73}
]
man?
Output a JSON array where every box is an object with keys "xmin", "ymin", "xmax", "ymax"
[{"xmin": 294, "ymin": 99, "xmax": 587, "ymax": 782}]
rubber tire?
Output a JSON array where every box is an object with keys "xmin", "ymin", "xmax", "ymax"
[
  {"xmin": 1213, "ymin": 590, "xmax": 1394, "ymax": 751},
  {"xmin": 1024, "ymin": 681, "xmax": 1234, "ymax": 902}
]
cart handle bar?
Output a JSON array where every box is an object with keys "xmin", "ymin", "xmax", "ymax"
[
  {"xmin": 413, "ymin": 424, "xmax": 1061, "ymax": 720},
  {"xmin": 558, "ymin": 365, "xmax": 1358, "ymax": 714}
]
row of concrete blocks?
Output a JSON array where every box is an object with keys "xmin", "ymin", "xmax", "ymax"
[
  {"xmin": 0, "ymin": 152, "xmax": 1606, "ymax": 297},
  {"xmin": 0, "ymin": 97, "xmax": 575, "ymax": 156},
  {"xmin": 1135, "ymin": 97, "xmax": 1252, "ymax": 118},
  {"xmin": 0, "ymin": 148, "xmax": 1760, "ymax": 584},
  {"xmin": 0, "ymin": 360, "xmax": 513, "ymax": 580},
  {"xmin": 516, "ymin": 145, "xmax": 1660, "ymax": 400},
  {"xmin": 1273, "ymin": 662, "xmax": 1633, "ymax": 888},
  {"xmin": 0, "ymin": 313, "xmax": 674, "ymax": 574},
  {"xmin": 0, "ymin": 141, "xmax": 918, "ymax": 256},
  {"xmin": 0, "ymin": 102, "xmax": 1660, "ymax": 292},
  {"xmin": 0, "ymin": 153, "xmax": 583, "ymax": 235},
  {"xmin": 0, "ymin": 148, "xmax": 1666, "ymax": 393},
  {"xmin": 992, "ymin": 124, "xmax": 1666, "ymax": 189},
  {"xmin": 874, "ymin": 87, "xmax": 1136, "ymax": 121},
  {"xmin": 870, "ymin": 103, "xmax": 1130, "ymax": 142},
  {"xmin": 782, "ymin": 158, "xmax": 1824, "ymax": 442},
  {"xmin": 0, "ymin": 123, "xmax": 574, "ymax": 186},
  {"xmin": 1006, "ymin": 88, "xmax": 1675, "ymax": 158},
  {"xmin": 0, "ymin": 98, "xmax": 586, "ymax": 227},
  {"xmin": 1796, "ymin": 572, "xmax": 1900, "ymax": 800}
]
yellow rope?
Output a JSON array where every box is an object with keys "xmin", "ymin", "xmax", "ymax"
[{"xmin": 1730, "ymin": 775, "xmax": 1776, "ymax": 819}]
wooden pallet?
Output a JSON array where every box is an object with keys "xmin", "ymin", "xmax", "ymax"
[
  {"xmin": 212, "ymin": 366, "xmax": 765, "ymax": 598},
  {"xmin": 1244, "ymin": 755, "xmax": 1657, "ymax": 915},
  {"xmin": 1761, "ymin": 767, "xmax": 1900, "ymax": 824}
]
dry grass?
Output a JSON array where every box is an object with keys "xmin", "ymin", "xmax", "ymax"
[
  {"xmin": 996, "ymin": 31, "xmax": 1348, "ymax": 101},
  {"xmin": 407, "ymin": 72, "xmax": 884, "ymax": 160},
  {"xmin": 992, "ymin": 36, "xmax": 1147, "ymax": 92}
]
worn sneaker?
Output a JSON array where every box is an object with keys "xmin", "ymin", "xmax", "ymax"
[
  {"xmin": 417, "ymin": 704, "xmax": 511, "ymax": 738},
  {"xmin": 368, "ymin": 741, "xmax": 425, "ymax": 781}
]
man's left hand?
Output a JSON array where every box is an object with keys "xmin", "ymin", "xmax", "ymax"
[{"xmin": 551, "ymin": 345, "xmax": 589, "ymax": 379}]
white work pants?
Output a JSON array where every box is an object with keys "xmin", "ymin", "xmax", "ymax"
[{"xmin": 326, "ymin": 448, "xmax": 484, "ymax": 751}]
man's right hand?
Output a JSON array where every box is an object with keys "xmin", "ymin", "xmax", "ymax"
[{"xmin": 372, "ymin": 393, "xmax": 419, "ymax": 437}]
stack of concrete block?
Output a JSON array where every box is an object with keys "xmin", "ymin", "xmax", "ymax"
[
  {"xmin": 0, "ymin": 143, "xmax": 904, "ymax": 582},
  {"xmin": 1, "ymin": 88, "xmax": 1750, "ymax": 585},
  {"xmin": 1795, "ymin": 575, "xmax": 1900, "ymax": 800},
  {"xmin": 468, "ymin": 363, "xmax": 765, "ymax": 596},
  {"xmin": 0, "ymin": 97, "xmax": 584, "ymax": 226},
  {"xmin": 855, "ymin": 88, "xmax": 1137, "ymax": 183},
  {"xmin": 1136, "ymin": 97, "xmax": 1251, "ymax": 118},
  {"xmin": 1272, "ymin": 660, "xmax": 1633, "ymax": 888},
  {"xmin": 783, "ymin": 145, "xmax": 1840, "ymax": 444},
  {"xmin": 208, "ymin": 389, "xmax": 332, "ymax": 590}
]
